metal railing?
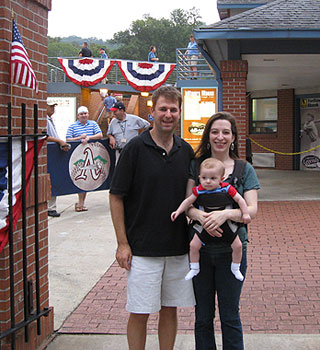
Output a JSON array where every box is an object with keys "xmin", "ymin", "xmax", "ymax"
[
  {"xmin": 47, "ymin": 52, "xmax": 216, "ymax": 87},
  {"xmin": 176, "ymin": 48, "xmax": 216, "ymax": 81},
  {"xmin": 48, "ymin": 62, "xmax": 66, "ymax": 82},
  {"xmin": 47, "ymin": 57, "xmax": 177, "ymax": 86}
]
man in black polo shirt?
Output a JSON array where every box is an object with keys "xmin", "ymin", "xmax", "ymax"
[
  {"xmin": 79, "ymin": 42, "xmax": 92, "ymax": 58},
  {"xmin": 109, "ymin": 86, "xmax": 195, "ymax": 350}
]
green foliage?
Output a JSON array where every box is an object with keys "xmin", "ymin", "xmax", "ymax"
[
  {"xmin": 48, "ymin": 36, "xmax": 114, "ymax": 60},
  {"xmin": 48, "ymin": 7, "xmax": 205, "ymax": 63},
  {"xmin": 109, "ymin": 7, "xmax": 204, "ymax": 62},
  {"xmin": 48, "ymin": 37, "xmax": 79, "ymax": 58}
]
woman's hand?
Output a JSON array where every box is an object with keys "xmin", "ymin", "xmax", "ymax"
[{"xmin": 202, "ymin": 210, "xmax": 230, "ymax": 237}]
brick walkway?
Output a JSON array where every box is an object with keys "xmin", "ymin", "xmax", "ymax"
[{"xmin": 59, "ymin": 201, "xmax": 320, "ymax": 335}]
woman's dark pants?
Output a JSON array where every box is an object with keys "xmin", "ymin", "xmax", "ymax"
[{"xmin": 193, "ymin": 247, "xmax": 247, "ymax": 350}]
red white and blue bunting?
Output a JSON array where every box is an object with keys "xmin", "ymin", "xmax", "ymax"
[
  {"xmin": 0, "ymin": 139, "xmax": 45, "ymax": 253},
  {"xmin": 58, "ymin": 58, "xmax": 176, "ymax": 91},
  {"xmin": 58, "ymin": 58, "xmax": 115, "ymax": 87},
  {"xmin": 116, "ymin": 61, "xmax": 176, "ymax": 92}
]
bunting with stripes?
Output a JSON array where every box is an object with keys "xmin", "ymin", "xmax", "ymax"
[
  {"xmin": 58, "ymin": 58, "xmax": 116, "ymax": 87},
  {"xmin": 0, "ymin": 139, "xmax": 45, "ymax": 253},
  {"xmin": 57, "ymin": 59, "xmax": 176, "ymax": 91},
  {"xmin": 116, "ymin": 61, "xmax": 176, "ymax": 92}
]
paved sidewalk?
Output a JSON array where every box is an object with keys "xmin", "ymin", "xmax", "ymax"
[
  {"xmin": 57, "ymin": 201, "xmax": 320, "ymax": 336},
  {"xmin": 45, "ymin": 170, "xmax": 320, "ymax": 349}
]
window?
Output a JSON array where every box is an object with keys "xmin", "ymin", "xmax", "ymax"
[{"xmin": 250, "ymin": 97, "xmax": 278, "ymax": 134}]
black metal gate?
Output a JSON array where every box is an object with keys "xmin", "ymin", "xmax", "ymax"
[{"xmin": 0, "ymin": 103, "xmax": 51, "ymax": 350}]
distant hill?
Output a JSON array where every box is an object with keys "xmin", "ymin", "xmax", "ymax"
[{"xmin": 57, "ymin": 36, "xmax": 118, "ymax": 50}]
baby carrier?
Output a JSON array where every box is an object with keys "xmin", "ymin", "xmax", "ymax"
[{"xmin": 190, "ymin": 159, "xmax": 246, "ymax": 245}]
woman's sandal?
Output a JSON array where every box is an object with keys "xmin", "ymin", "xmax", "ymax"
[{"xmin": 75, "ymin": 203, "xmax": 88, "ymax": 212}]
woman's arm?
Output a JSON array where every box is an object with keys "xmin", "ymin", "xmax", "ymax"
[{"xmin": 202, "ymin": 189, "xmax": 258, "ymax": 233}]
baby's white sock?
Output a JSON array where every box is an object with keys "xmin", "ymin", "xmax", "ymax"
[
  {"xmin": 231, "ymin": 262, "xmax": 244, "ymax": 281},
  {"xmin": 185, "ymin": 262, "xmax": 200, "ymax": 280}
]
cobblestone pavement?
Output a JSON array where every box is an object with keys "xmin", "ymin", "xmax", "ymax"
[{"xmin": 59, "ymin": 201, "xmax": 320, "ymax": 335}]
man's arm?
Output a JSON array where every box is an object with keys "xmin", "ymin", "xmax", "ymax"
[
  {"xmin": 107, "ymin": 134, "xmax": 116, "ymax": 149},
  {"xmin": 137, "ymin": 117, "xmax": 150, "ymax": 130},
  {"xmin": 109, "ymin": 193, "xmax": 132, "ymax": 270},
  {"xmin": 87, "ymin": 132, "xmax": 103, "ymax": 140},
  {"xmin": 46, "ymin": 136, "xmax": 70, "ymax": 151},
  {"xmin": 69, "ymin": 132, "xmax": 103, "ymax": 145},
  {"xmin": 66, "ymin": 135, "xmax": 84, "ymax": 141}
]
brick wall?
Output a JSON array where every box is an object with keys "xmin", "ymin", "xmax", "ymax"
[
  {"xmin": 0, "ymin": 0, "xmax": 53, "ymax": 348},
  {"xmin": 249, "ymin": 89, "xmax": 295, "ymax": 170},
  {"xmin": 220, "ymin": 60, "xmax": 248, "ymax": 159}
]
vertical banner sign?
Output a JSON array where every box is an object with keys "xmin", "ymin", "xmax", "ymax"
[
  {"xmin": 182, "ymin": 88, "xmax": 217, "ymax": 150},
  {"xmin": 300, "ymin": 98, "xmax": 320, "ymax": 171},
  {"xmin": 47, "ymin": 139, "xmax": 115, "ymax": 196}
]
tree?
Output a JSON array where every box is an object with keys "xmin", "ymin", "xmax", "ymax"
[
  {"xmin": 48, "ymin": 37, "xmax": 79, "ymax": 58},
  {"xmin": 109, "ymin": 8, "xmax": 204, "ymax": 63},
  {"xmin": 48, "ymin": 36, "xmax": 114, "ymax": 60}
]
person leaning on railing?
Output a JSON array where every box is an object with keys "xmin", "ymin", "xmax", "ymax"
[
  {"xmin": 185, "ymin": 34, "xmax": 199, "ymax": 79},
  {"xmin": 66, "ymin": 106, "xmax": 103, "ymax": 212}
]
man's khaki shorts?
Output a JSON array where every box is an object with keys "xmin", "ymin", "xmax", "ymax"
[{"xmin": 126, "ymin": 254, "xmax": 195, "ymax": 314}]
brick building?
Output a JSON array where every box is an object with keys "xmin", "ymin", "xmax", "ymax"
[
  {"xmin": 0, "ymin": 0, "xmax": 54, "ymax": 349},
  {"xmin": 195, "ymin": 0, "xmax": 320, "ymax": 170}
]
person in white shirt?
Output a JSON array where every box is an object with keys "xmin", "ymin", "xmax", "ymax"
[
  {"xmin": 46, "ymin": 100, "xmax": 70, "ymax": 217},
  {"xmin": 107, "ymin": 101, "xmax": 150, "ymax": 161}
]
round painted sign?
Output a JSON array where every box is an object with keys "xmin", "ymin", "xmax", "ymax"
[{"xmin": 69, "ymin": 142, "xmax": 110, "ymax": 191}]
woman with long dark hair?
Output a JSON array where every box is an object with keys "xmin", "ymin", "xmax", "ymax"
[{"xmin": 186, "ymin": 112, "xmax": 260, "ymax": 350}]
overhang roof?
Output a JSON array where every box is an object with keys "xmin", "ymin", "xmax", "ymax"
[
  {"xmin": 217, "ymin": 0, "xmax": 274, "ymax": 9},
  {"xmin": 217, "ymin": 0, "xmax": 272, "ymax": 3},
  {"xmin": 204, "ymin": 0, "xmax": 320, "ymax": 32},
  {"xmin": 195, "ymin": 0, "xmax": 320, "ymax": 91}
]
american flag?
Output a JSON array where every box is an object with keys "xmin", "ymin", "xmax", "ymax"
[{"xmin": 10, "ymin": 20, "xmax": 38, "ymax": 93}]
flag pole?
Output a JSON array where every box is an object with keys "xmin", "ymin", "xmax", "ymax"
[{"xmin": 10, "ymin": 9, "xmax": 14, "ymax": 109}]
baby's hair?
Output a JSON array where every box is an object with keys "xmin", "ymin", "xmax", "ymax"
[{"xmin": 200, "ymin": 158, "xmax": 225, "ymax": 177}]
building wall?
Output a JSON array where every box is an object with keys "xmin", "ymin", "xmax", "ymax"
[
  {"xmin": 249, "ymin": 89, "xmax": 295, "ymax": 170},
  {"xmin": 220, "ymin": 60, "xmax": 248, "ymax": 159},
  {"xmin": 0, "ymin": 0, "xmax": 54, "ymax": 348},
  {"xmin": 219, "ymin": 59, "xmax": 296, "ymax": 169}
]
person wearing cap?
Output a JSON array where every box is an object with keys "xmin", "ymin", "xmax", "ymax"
[
  {"xmin": 47, "ymin": 100, "xmax": 70, "ymax": 218},
  {"xmin": 66, "ymin": 106, "xmax": 103, "ymax": 212},
  {"xmin": 99, "ymin": 47, "xmax": 108, "ymax": 59},
  {"xmin": 107, "ymin": 101, "xmax": 150, "ymax": 161}
]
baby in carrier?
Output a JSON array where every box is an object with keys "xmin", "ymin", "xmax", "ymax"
[{"xmin": 171, "ymin": 158, "xmax": 251, "ymax": 281}]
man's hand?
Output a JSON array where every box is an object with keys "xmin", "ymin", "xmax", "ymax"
[
  {"xmin": 58, "ymin": 140, "xmax": 70, "ymax": 152},
  {"xmin": 108, "ymin": 135, "xmax": 116, "ymax": 149},
  {"xmin": 81, "ymin": 136, "xmax": 89, "ymax": 145},
  {"xmin": 116, "ymin": 243, "xmax": 132, "ymax": 270}
]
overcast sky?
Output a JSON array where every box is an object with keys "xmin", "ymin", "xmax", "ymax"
[{"xmin": 48, "ymin": 0, "xmax": 220, "ymax": 40}]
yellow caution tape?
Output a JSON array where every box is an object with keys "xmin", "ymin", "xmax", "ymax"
[{"xmin": 247, "ymin": 136, "xmax": 320, "ymax": 156}]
